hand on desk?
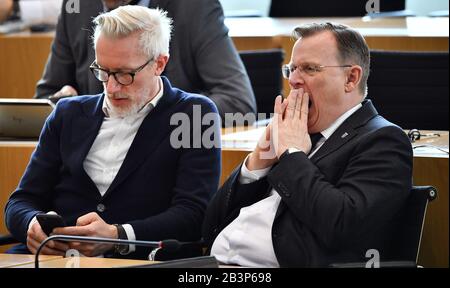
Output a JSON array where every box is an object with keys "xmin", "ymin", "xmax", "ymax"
[
  {"xmin": 53, "ymin": 212, "xmax": 118, "ymax": 257},
  {"xmin": 27, "ymin": 221, "xmax": 69, "ymax": 256}
]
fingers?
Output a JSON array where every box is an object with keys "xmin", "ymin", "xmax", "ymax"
[
  {"xmin": 27, "ymin": 225, "xmax": 66, "ymax": 256},
  {"xmin": 76, "ymin": 212, "xmax": 99, "ymax": 226},
  {"xmin": 53, "ymin": 226, "xmax": 90, "ymax": 236},
  {"xmin": 293, "ymin": 89, "xmax": 304, "ymax": 119},
  {"xmin": 300, "ymin": 92, "xmax": 309, "ymax": 126},
  {"xmin": 285, "ymin": 90, "xmax": 298, "ymax": 119},
  {"xmin": 274, "ymin": 95, "xmax": 283, "ymax": 116},
  {"xmin": 54, "ymin": 85, "xmax": 78, "ymax": 98},
  {"xmin": 28, "ymin": 237, "xmax": 65, "ymax": 256},
  {"xmin": 69, "ymin": 243, "xmax": 97, "ymax": 257}
]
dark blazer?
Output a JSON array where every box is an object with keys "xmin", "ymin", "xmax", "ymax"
[
  {"xmin": 35, "ymin": 0, "xmax": 256, "ymax": 118},
  {"xmin": 203, "ymin": 100, "xmax": 413, "ymax": 267},
  {"xmin": 6, "ymin": 77, "xmax": 221, "ymax": 259}
]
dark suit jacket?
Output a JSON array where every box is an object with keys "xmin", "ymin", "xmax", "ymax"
[
  {"xmin": 203, "ymin": 100, "xmax": 413, "ymax": 267},
  {"xmin": 35, "ymin": 0, "xmax": 256, "ymax": 118},
  {"xmin": 6, "ymin": 77, "xmax": 221, "ymax": 259},
  {"xmin": 269, "ymin": 0, "xmax": 405, "ymax": 17}
]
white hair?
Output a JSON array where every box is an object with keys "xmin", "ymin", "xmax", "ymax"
[{"xmin": 92, "ymin": 6, "xmax": 173, "ymax": 59}]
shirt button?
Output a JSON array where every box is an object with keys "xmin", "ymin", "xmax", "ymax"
[{"xmin": 97, "ymin": 203, "xmax": 106, "ymax": 213}]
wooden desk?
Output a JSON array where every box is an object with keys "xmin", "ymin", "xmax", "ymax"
[
  {"xmin": 10, "ymin": 256, "xmax": 156, "ymax": 268},
  {"xmin": 0, "ymin": 17, "xmax": 448, "ymax": 99},
  {"xmin": 0, "ymin": 131, "xmax": 448, "ymax": 267},
  {"xmin": 0, "ymin": 253, "xmax": 61, "ymax": 268}
]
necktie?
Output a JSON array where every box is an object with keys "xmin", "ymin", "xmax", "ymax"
[{"xmin": 310, "ymin": 133, "xmax": 323, "ymax": 150}]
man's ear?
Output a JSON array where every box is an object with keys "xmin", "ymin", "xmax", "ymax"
[
  {"xmin": 154, "ymin": 55, "xmax": 169, "ymax": 76},
  {"xmin": 344, "ymin": 65, "xmax": 362, "ymax": 93}
]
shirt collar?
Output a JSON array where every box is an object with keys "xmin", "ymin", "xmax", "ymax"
[
  {"xmin": 320, "ymin": 103, "xmax": 363, "ymax": 140},
  {"xmin": 102, "ymin": 76, "xmax": 164, "ymax": 118}
]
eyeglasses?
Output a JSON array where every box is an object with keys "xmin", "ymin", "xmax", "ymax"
[
  {"xmin": 89, "ymin": 58, "xmax": 154, "ymax": 86},
  {"xmin": 281, "ymin": 63, "xmax": 352, "ymax": 79}
]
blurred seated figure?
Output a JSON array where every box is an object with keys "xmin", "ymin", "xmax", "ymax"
[
  {"xmin": 0, "ymin": 0, "xmax": 62, "ymax": 25},
  {"xmin": 269, "ymin": 0, "xmax": 405, "ymax": 17}
]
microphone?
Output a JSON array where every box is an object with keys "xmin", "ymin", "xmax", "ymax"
[{"xmin": 34, "ymin": 235, "xmax": 183, "ymax": 268}]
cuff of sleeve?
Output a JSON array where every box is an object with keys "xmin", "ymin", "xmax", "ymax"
[
  {"xmin": 239, "ymin": 154, "xmax": 272, "ymax": 184},
  {"xmin": 122, "ymin": 224, "xmax": 136, "ymax": 254}
]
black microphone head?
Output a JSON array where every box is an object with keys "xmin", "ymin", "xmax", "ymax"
[{"xmin": 160, "ymin": 239, "xmax": 181, "ymax": 252}]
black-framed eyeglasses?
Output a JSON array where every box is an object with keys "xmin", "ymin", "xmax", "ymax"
[
  {"xmin": 281, "ymin": 63, "xmax": 353, "ymax": 79},
  {"xmin": 89, "ymin": 58, "xmax": 154, "ymax": 86}
]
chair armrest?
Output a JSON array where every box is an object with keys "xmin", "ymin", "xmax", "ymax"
[{"xmin": 0, "ymin": 234, "xmax": 19, "ymax": 246}]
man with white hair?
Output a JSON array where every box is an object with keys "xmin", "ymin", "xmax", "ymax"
[{"xmin": 5, "ymin": 6, "xmax": 221, "ymax": 260}]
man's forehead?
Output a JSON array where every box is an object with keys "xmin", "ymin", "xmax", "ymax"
[{"xmin": 292, "ymin": 31, "xmax": 338, "ymax": 62}]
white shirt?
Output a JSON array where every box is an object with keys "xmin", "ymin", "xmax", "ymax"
[
  {"xmin": 19, "ymin": 0, "xmax": 62, "ymax": 25},
  {"xmin": 211, "ymin": 103, "xmax": 363, "ymax": 267}
]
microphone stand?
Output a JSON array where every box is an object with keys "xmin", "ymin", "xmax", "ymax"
[{"xmin": 35, "ymin": 235, "xmax": 179, "ymax": 268}]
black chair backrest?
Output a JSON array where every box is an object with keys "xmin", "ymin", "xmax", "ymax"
[
  {"xmin": 386, "ymin": 186, "xmax": 437, "ymax": 262},
  {"xmin": 368, "ymin": 50, "xmax": 449, "ymax": 130},
  {"xmin": 269, "ymin": 0, "xmax": 405, "ymax": 17},
  {"xmin": 239, "ymin": 49, "xmax": 284, "ymax": 119}
]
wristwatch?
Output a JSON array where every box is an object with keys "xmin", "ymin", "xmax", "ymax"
[
  {"xmin": 279, "ymin": 147, "xmax": 301, "ymax": 160},
  {"xmin": 113, "ymin": 224, "xmax": 129, "ymax": 255}
]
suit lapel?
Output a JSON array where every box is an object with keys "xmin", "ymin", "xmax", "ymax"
[
  {"xmin": 103, "ymin": 77, "xmax": 181, "ymax": 198},
  {"xmin": 69, "ymin": 95, "xmax": 105, "ymax": 198},
  {"xmin": 274, "ymin": 100, "xmax": 379, "ymax": 219},
  {"xmin": 310, "ymin": 100, "xmax": 378, "ymax": 163}
]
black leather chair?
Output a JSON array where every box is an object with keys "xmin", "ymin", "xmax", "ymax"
[
  {"xmin": 239, "ymin": 49, "xmax": 284, "ymax": 120},
  {"xmin": 368, "ymin": 50, "xmax": 449, "ymax": 130},
  {"xmin": 332, "ymin": 186, "xmax": 437, "ymax": 268},
  {"xmin": 0, "ymin": 234, "xmax": 17, "ymax": 246},
  {"xmin": 269, "ymin": 0, "xmax": 406, "ymax": 17}
]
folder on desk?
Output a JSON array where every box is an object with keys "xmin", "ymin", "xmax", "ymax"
[{"xmin": 0, "ymin": 98, "xmax": 54, "ymax": 140}]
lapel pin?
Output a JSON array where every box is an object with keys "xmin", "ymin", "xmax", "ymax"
[{"xmin": 341, "ymin": 132, "xmax": 349, "ymax": 139}]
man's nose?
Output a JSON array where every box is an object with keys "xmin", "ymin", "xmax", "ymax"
[
  {"xmin": 105, "ymin": 75, "xmax": 122, "ymax": 94},
  {"xmin": 289, "ymin": 71, "xmax": 306, "ymax": 89}
]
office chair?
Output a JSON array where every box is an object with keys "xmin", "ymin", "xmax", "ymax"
[
  {"xmin": 368, "ymin": 50, "xmax": 449, "ymax": 131},
  {"xmin": 239, "ymin": 49, "xmax": 284, "ymax": 120},
  {"xmin": 0, "ymin": 234, "xmax": 17, "ymax": 246},
  {"xmin": 331, "ymin": 186, "xmax": 437, "ymax": 268},
  {"xmin": 269, "ymin": 0, "xmax": 406, "ymax": 17}
]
